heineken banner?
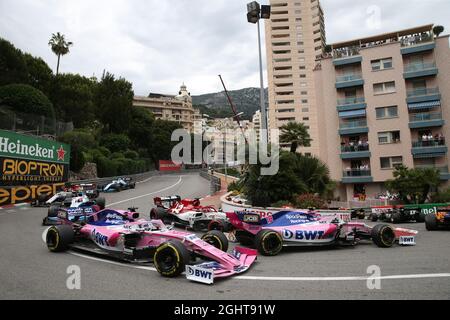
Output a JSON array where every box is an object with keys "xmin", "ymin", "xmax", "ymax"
[{"xmin": 0, "ymin": 129, "xmax": 71, "ymax": 205}]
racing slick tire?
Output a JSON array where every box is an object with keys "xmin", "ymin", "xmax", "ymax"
[
  {"xmin": 153, "ymin": 240, "xmax": 190, "ymax": 277},
  {"xmin": 95, "ymin": 197, "xmax": 106, "ymax": 210},
  {"xmin": 415, "ymin": 212, "xmax": 426, "ymax": 223},
  {"xmin": 201, "ymin": 230, "xmax": 229, "ymax": 252},
  {"xmin": 369, "ymin": 213, "xmax": 379, "ymax": 222},
  {"xmin": 46, "ymin": 225, "xmax": 74, "ymax": 252},
  {"xmin": 371, "ymin": 224, "xmax": 396, "ymax": 248},
  {"xmin": 150, "ymin": 207, "xmax": 168, "ymax": 220},
  {"xmin": 48, "ymin": 205, "xmax": 60, "ymax": 218},
  {"xmin": 129, "ymin": 183, "xmax": 136, "ymax": 189},
  {"xmin": 255, "ymin": 229, "xmax": 283, "ymax": 256},
  {"xmin": 425, "ymin": 214, "xmax": 438, "ymax": 231},
  {"xmin": 391, "ymin": 211, "xmax": 402, "ymax": 224}
]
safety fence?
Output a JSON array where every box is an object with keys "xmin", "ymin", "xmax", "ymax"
[{"xmin": 199, "ymin": 170, "xmax": 222, "ymax": 195}]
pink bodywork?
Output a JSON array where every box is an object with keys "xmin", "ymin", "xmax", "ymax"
[{"xmin": 67, "ymin": 209, "xmax": 257, "ymax": 279}]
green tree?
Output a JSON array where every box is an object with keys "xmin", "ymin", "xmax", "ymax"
[
  {"xmin": 100, "ymin": 133, "xmax": 131, "ymax": 153},
  {"xmin": 386, "ymin": 165, "xmax": 440, "ymax": 204},
  {"xmin": 0, "ymin": 38, "xmax": 29, "ymax": 86},
  {"xmin": 48, "ymin": 32, "xmax": 73, "ymax": 75},
  {"xmin": 280, "ymin": 122, "xmax": 311, "ymax": 153},
  {"xmin": 150, "ymin": 119, "xmax": 183, "ymax": 167},
  {"xmin": 0, "ymin": 84, "xmax": 54, "ymax": 117},
  {"xmin": 433, "ymin": 25, "xmax": 445, "ymax": 37},
  {"xmin": 60, "ymin": 129, "xmax": 98, "ymax": 171},
  {"xmin": 95, "ymin": 72, "xmax": 133, "ymax": 133},
  {"xmin": 23, "ymin": 53, "xmax": 53, "ymax": 96},
  {"xmin": 49, "ymin": 73, "xmax": 96, "ymax": 126}
]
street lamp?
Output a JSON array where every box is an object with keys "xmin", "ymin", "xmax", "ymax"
[{"xmin": 247, "ymin": 1, "xmax": 270, "ymax": 144}]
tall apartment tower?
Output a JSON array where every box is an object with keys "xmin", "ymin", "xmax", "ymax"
[{"xmin": 265, "ymin": 0, "xmax": 326, "ymax": 155}]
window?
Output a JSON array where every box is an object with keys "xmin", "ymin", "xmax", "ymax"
[
  {"xmin": 378, "ymin": 131, "xmax": 401, "ymax": 144},
  {"xmin": 376, "ymin": 106, "xmax": 398, "ymax": 119},
  {"xmin": 303, "ymin": 117, "xmax": 309, "ymax": 121},
  {"xmin": 302, "ymin": 108, "xmax": 309, "ymax": 112},
  {"xmin": 301, "ymin": 99, "xmax": 308, "ymax": 103},
  {"xmin": 373, "ymin": 81, "xmax": 396, "ymax": 94},
  {"xmin": 380, "ymin": 156, "xmax": 403, "ymax": 169},
  {"xmin": 301, "ymin": 91, "xmax": 308, "ymax": 95},
  {"xmin": 371, "ymin": 58, "xmax": 393, "ymax": 71}
]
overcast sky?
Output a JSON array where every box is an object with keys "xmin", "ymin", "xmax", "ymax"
[{"xmin": 0, "ymin": 0, "xmax": 449, "ymax": 95}]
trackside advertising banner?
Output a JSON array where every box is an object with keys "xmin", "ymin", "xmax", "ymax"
[
  {"xmin": 0, "ymin": 130, "xmax": 71, "ymax": 205},
  {"xmin": 159, "ymin": 160, "xmax": 181, "ymax": 172}
]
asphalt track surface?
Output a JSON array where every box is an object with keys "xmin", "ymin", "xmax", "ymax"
[{"xmin": 0, "ymin": 172, "xmax": 449, "ymax": 300}]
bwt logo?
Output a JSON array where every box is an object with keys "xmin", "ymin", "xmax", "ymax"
[
  {"xmin": 187, "ymin": 267, "xmax": 213, "ymax": 280},
  {"xmin": 283, "ymin": 229, "xmax": 325, "ymax": 241}
]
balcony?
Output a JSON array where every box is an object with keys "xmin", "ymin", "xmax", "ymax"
[
  {"xmin": 409, "ymin": 111, "xmax": 444, "ymax": 129},
  {"xmin": 340, "ymin": 144, "xmax": 371, "ymax": 160},
  {"xmin": 336, "ymin": 97, "xmax": 367, "ymax": 112},
  {"xmin": 412, "ymin": 140, "xmax": 447, "ymax": 159},
  {"xmin": 333, "ymin": 47, "xmax": 362, "ymax": 66},
  {"xmin": 415, "ymin": 165, "xmax": 450, "ymax": 180},
  {"xmin": 401, "ymin": 36, "xmax": 435, "ymax": 55},
  {"xmin": 342, "ymin": 169, "xmax": 373, "ymax": 184},
  {"xmin": 335, "ymin": 74, "xmax": 364, "ymax": 89},
  {"xmin": 403, "ymin": 62, "xmax": 438, "ymax": 79},
  {"xmin": 406, "ymin": 87, "xmax": 441, "ymax": 104},
  {"xmin": 339, "ymin": 119, "xmax": 368, "ymax": 135}
]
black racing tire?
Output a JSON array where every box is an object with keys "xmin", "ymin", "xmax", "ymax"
[
  {"xmin": 425, "ymin": 214, "xmax": 438, "ymax": 231},
  {"xmin": 38, "ymin": 193, "xmax": 48, "ymax": 203},
  {"xmin": 391, "ymin": 211, "xmax": 402, "ymax": 224},
  {"xmin": 415, "ymin": 212, "xmax": 426, "ymax": 223},
  {"xmin": 208, "ymin": 220, "xmax": 225, "ymax": 232},
  {"xmin": 255, "ymin": 229, "xmax": 283, "ymax": 256},
  {"xmin": 150, "ymin": 207, "xmax": 168, "ymax": 220},
  {"xmin": 201, "ymin": 230, "xmax": 229, "ymax": 252},
  {"xmin": 48, "ymin": 205, "xmax": 60, "ymax": 218},
  {"xmin": 130, "ymin": 183, "xmax": 136, "ymax": 189},
  {"xmin": 369, "ymin": 214, "xmax": 379, "ymax": 222},
  {"xmin": 153, "ymin": 240, "xmax": 190, "ymax": 278},
  {"xmin": 96, "ymin": 197, "xmax": 106, "ymax": 210},
  {"xmin": 371, "ymin": 224, "xmax": 396, "ymax": 248},
  {"xmin": 193, "ymin": 220, "xmax": 210, "ymax": 232},
  {"xmin": 46, "ymin": 225, "xmax": 74, "ymax": 252}
]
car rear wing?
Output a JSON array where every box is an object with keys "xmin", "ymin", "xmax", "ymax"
[{"xmin": 154, "ymin": 196, "xmax": 182, "ymax": 205}]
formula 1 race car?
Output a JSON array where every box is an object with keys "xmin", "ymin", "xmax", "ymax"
[
  {"xmin": 212, "ymin": 210, "xmax": 418, "ymax": 256},
  {"xmin": 150, "ymin": 196, "xmax": 227, "ymax": 231},
  {"xmin": 368, "ymin": 204, "xmax": 448, "ymax": 224},
  {"xmin": 425, "ymin": 206, "xmax": 450, "ymax": 231},
  {"xmin": 42, "ymin": 193, "xmax": 106, "ymax": 226},
  {"xmin": 101, "ymin": 177, "xmax": 136, "ymax": 192},
  {"xmin": 32, "ymin": 183, "xmax": 100, "ymax": 207},
  {"xmin": 45, "ymin": 208, "xmax": 257, "ymax": 284}
]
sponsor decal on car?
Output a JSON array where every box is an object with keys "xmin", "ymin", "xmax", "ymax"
[
  {"xmin": 92, "ymin": 229, "xmax": 109, "ymax": 247},
  {"xmin": 399, "ymin": 236, "xmax": 416, "ymax": 246},
  {"xmin": 186, "ymin": 265, "xmax": 214, "ymax": 284},
  {"xmin": 282, "ymin": 229, "xmax": 325, "ymax": 241}
]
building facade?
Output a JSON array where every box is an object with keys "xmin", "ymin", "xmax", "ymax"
[
  {"xmin": 265, "ymin": 0, "xmax": 326, "ymax": 155},
  {"xmin": 314, "ymin": 25, "xmax": 450, "ymax": 201},
  {"xmin": 133, "ymin": 84, "xmax": 201, "ymax": 132}
]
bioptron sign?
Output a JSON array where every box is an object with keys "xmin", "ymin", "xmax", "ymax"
[{"xmin": 0, "ymin": 129, "xmax": 71, "ymax": 205}]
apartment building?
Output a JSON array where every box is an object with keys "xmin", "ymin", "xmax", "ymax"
[
  {"xmin": 133, "ymin": 84, "xmax": 201, "ymax": 132},
  {"xmin": 265, "ymin": 0, "xmax": 326, "ymax": 155},
  {"xmin": 314, "ymin": 24, "xmax": 450, "ymax": 201},
  {"xmin": 252, "ymin": 110, "xmax": 262, "ymax": 142}
]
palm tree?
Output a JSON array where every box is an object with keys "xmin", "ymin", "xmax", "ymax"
[
  {"xmin": 48, "ymin": 32, "xmax": 73, "ymax": 75},
  {"xmin": 280, "ymin": 122, "xmax": 311, "ymax": 153}
]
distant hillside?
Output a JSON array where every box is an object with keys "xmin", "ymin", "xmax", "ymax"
[{"xmin": 192, "ymin": 87, "xmax": 268, "ymax": 120}]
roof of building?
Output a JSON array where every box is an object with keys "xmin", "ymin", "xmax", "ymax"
[{"xmin": 331, "ymin": 24, "xmax": 434, "ymax": 49}]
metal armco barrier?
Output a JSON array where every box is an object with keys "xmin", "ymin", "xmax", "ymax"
[{"xmin": 199, "ymin": 170, "xmax": 222, "ymax": 194}]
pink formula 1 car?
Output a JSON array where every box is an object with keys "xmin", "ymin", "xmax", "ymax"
[
  {"xmin": 211, "ymin": 210, "xmax": 418, "ymax": 256},
  {"xmin": 45, "ymin": 208, "xmax": 257, "ymax": 284}
]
